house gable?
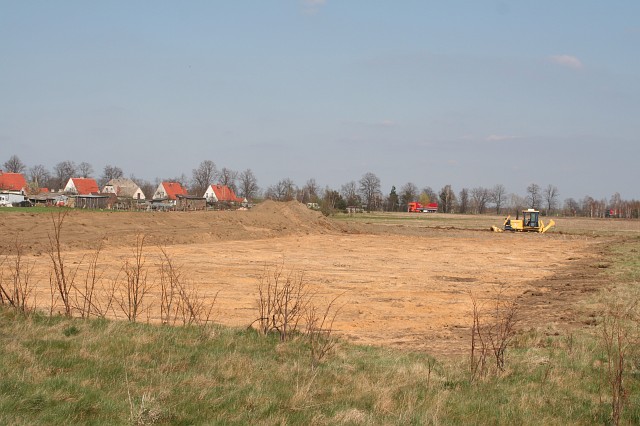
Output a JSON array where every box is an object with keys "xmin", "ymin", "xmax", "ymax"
[
  {"xmin": 0, "ymin": 171, "xmax": 27, "ymax": 193},
  {"xmin": 153, "ymin": 182, "xmax": 187, "ymax": 200},
  {"xmin": 65, "ymin": 178, "xmax": 99, "ymax": 195},
  {"xmin": 102, "ymin": 178, "xmax": 146, "ymax": 200},
  {"xmin": 205, "ymin": 184, "xmax": 243, "ymax": 203}
]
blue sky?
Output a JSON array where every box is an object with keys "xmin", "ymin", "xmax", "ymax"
[{"xmin": 2, "ymin": 1, "xmax": 639, "ymax": 200}]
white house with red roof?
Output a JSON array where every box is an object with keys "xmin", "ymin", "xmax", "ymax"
[
  {"xmin": 204, "ymin": 184, "xmax": 246, "ymax": 204},
  {"xmin": 0, "ymin": 171, "xmax": 28, "ymax": 194},
  {"xmin": 152, "ymin": 182, "xmax": 188, "ymax": 205},
  {"xmin": 64, "ymin": 178, "xmax": 100, "ymax": 195}
]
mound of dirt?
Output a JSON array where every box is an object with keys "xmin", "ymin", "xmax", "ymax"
[
  {"xmin": 0, "ymin": 201, "xmax": 351, "ymax": 254},
  {"xmin": 248, "ymin": 200, "xmax": 345, "ymax": 234}
]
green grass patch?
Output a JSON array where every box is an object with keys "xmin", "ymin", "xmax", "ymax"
[
  {"xmin": 1, "ymin": 308, "xmax": 639, "ymax": 424},
  {"xmin": 0, "ymin": 206, "xmax": 72, "ymax": 214},
  {"xmin": 606, "ymin": 236, "xmax": 640, "ymax": 282}
]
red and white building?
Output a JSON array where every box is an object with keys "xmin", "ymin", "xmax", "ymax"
[
  {"xmin": 152, "ymin": 182, "xmax": 188, "ymax": 205},
  {"xmin": 204, "ymin": 184, "xmax": 245, "ymax": 204},
  {"xmin": 64, "ymin": 178, "xmax": 100, "ymax": 195},
  {"xmin": 0, "ymin": 171, "xmax": 28, "ymax": 194}
]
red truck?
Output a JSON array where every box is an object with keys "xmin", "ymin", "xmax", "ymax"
[{"xmin": 407, "ymin": 201, "xmax": 438, "ymax": 213}]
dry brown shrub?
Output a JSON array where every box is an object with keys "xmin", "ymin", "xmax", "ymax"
[
  {"xmin": 306, "ymin": 294, "xmax": 342, "ymax": 368},
  {"xmin": 71, "ymin": 240, "xmax": 113, "ymax": 318},
  {"xmin": 253, "ymin": 262, "xmax": 312, "ymax": 341},
  {"xmin": 469, "ymin": 285, "xmax": 520, "ymax": 381},
  {"xmin": 47, "ymin": 211, "xmax": 80, "ymax": 316},
  {"xmin": 601, "ymin": 298, "xmax": 637, "ymax": 425},
  {"xmin": 114, "ymin": 234, "xmax": 153, "ymax": 322},
  {"xmin": 0, "ymin": 240, "xmax": 36, "ymax": 313},
  {"xmin": 158, "ymin": 246, "xmax": 218, "ymax": 326}
]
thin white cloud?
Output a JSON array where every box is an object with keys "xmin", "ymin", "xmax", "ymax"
[
  {"xmin": 341, "ymin": 119, "xmax": 399, "ymax": 128},
  {"xmin": 484, "ymin": 134, "xmax": 520, "ymax": 142},
  {"xmin": 379, "ymin": 119, "xmax": 397, "ymax": 128},
  {"xmin": 302, "ymin": 0, "xmax": 326, "ymax": 15},
  {"xmin": 549, "ymin": 54, "xmax": 583, "ymax": 70}
]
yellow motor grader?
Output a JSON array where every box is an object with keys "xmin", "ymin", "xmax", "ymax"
[{"xmin": 492, "ymin": 209, "xmax": 555, "ymax": 233}]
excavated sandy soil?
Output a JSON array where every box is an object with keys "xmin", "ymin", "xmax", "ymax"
[{"xmin": 0, "ymin": 201, "xmax": 624, "ymax": 355}]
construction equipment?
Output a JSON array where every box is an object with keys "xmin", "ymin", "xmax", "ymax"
[{"xmin": 492, "ymin": 209, "xmax": 555, "ymax": 233}]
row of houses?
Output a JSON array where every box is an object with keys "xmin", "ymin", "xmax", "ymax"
[{"xmin": 0, "ymin": 170, "xmax": 246, "ymax": 210}]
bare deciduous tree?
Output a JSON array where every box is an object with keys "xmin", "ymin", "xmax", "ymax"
[
  {"xmin": 302, "ymin": 178, "xmax": 320, "ymax": 204},
  {"xmin": 266, "ymin": 178, "xmax": 296, "ymax": 201},
  {"xmin": 439, "ymin": 184, "xmax": 456, "ymax": 213},
  {"xmin": 491, "ymin": 184, "xmax": 507, "ymax": 215},
  {"xmin": 471, "ymin": 187, "xmax": 490, "ymax": 214},
  {"xmin": 78, "ymin": 162, "xmax": 94, "ymax": 178},
  {"xmin": 543, "ymin": 184, "xmax": 559, "ymax": 215},
  {"xmin": 218, "ymin": 167, "xmax": 238, "ymax": 192},
  {"xmin": 191, "ymin": 160, "xmax": 218, "ymax": 197},
  {"xmin": 563, "ymin": 197, "xmax": 580, "ymax": 216},
  {"xmin": 609, "ymin": 192, "xmax": 623, "ymax": 216},
  {"xmin": 526, "ymin": 183, "xmax": 540, "ymax": 209},
  {"xmin": 321, "ymin": 187, "xmax": 344, "ymax": 212},
  {"xmin": 422, "ymin": 186, "xmax": 437, "ymax": 203},
  {"xmin": 458, "ymin": 188, "xmax": 469, "ymax": 214},
  {"xmin": 399, "ymin": 182, "xmax": 419, "ymax": 211},
  {"xmin": 28, "ymin": 164, "xmax": 50, "ymax": 191},
  {"xmin": 509, "ymin": 193, "xmax": 526, "ymax": 213},
  {"xmin": 238, "ymin": 169, "xmax": 259, "ymax": 201},
  {"xmin": 581, "ymin": 196, "xmax": 604, "ymax": 218},
  {"xmin": 100, "ymin": 165, "xmax": 124, "ymax": 187},
  {"xmin": 3, "ymin": 155, "xmax": 26, "ymax": 173},
  {"xmin": 340, "ymin": 181, "xmax": 359, "ymax": 206},
  {"xmin": 53, "ymin": 161, "xmax": 77, "ymax": 190},
  {"xmin": 359, "ymin": 172, "xmax": 381, "ymax": 211}
]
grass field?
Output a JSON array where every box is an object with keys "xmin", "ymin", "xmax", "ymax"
[
  {"xmin": 0, "ymin": 208, "xmax": 639, "ymax": 424},
  {"xmin": 1, "ymin": 295, "xmax": 638, "ymax": 425},
  {"xmin": 0, "ymin": 206, "xmax": 68, "ymax": 214}
]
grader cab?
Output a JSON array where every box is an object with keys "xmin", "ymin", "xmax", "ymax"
[{"xmin": 492, "ymin": 209, "xmax": 555, "ymax": 233}]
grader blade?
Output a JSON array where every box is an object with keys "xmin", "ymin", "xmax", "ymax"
[{"xmin": 541, "ymin": 219, "xmax": 555, "ymax": 233}]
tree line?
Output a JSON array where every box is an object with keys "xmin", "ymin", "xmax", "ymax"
[{"xmin": 3, "ymin": 154, "xmax": 639, "ymax": 218}]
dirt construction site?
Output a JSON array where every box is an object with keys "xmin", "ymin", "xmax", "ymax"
[{"xmin": 2, "ymin": 201, "xmax": 636, "ymax": 356}]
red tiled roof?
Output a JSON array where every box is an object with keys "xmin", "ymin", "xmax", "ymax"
[
  {"xmin": 162, "ymin": 182, "xmax": 188, "ymax": 200},
  {"xmin": 209, "ymin": 184, "xmax": 243, "ymax": 202},
  {"xmin": 70, "ymin": 178, "xmax": 100, "ymax": 195},
  {"xmin": 0, "ymin": 172, "xmax": 27, "ymax": 192}
]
